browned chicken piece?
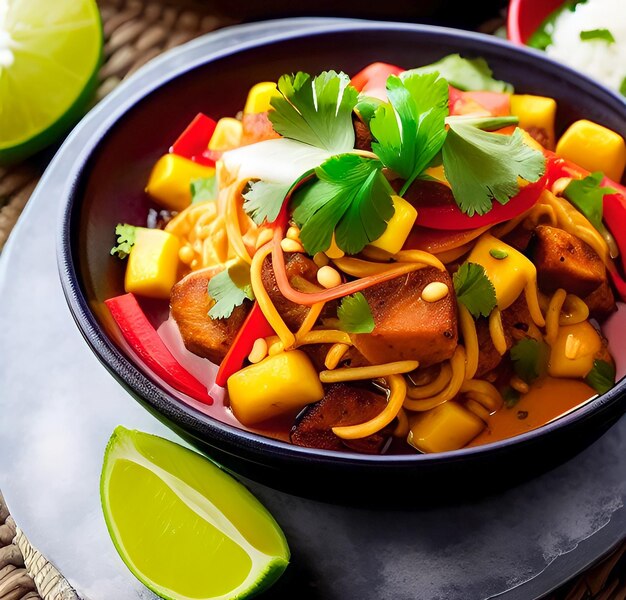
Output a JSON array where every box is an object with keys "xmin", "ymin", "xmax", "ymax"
[
  {"xmin": 351, "ymin": 267, "xmax": 457, "ymax": 367},
  {"xmin": 475, "ymin": 318, "xmax": 509, "ymax": 378},
  {"xmin": 240, "ymin": 112, "xmax": 280, "ymax": 146},
  {"xmin": 583, "ymin": 280, "xmax": 617, "ymax": 321},
  {"xmin": 170, "ymin": 268, "xmax": 251, "ymax": 364},
  {"xmin": 354, "ymin": 118, "xmax": 373, "ymax": 151},
  {"xmin": 534, "ymin": 225, "xmax": 606, "ymax": 297},
  {"xmin": 261, "ymin": 252, "xmax": 321, "ymax": 330},
  {"xmin": 291, "ymin": 383, "xmax": 391, "ymax": 453},
  {"xmin": 301, "ymin": 344, "xmax": 370, "ymax": 372},
  {"xmin": 501, "ymin": 224, "xmax": 534, "ymax": 253}
]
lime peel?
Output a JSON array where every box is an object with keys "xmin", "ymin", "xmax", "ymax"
[{"xmin": 101, "ymin": 427, "xmax": 290, "ymax": 600}]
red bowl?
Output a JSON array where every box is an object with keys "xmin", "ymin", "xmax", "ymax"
[{"xmin": 507, "ymin": 0, "xmax": 564, "ymax": 45}]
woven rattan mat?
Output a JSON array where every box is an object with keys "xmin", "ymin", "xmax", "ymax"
[{"xmin": 0, "ymin": 1, "xmax": 624, "ymax": 599}]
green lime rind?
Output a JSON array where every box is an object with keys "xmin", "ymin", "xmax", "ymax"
[
  {"xmin": 100, "ymin": 427, "xmax": 290, "ymax": 600},
  {"xmin": 0, "ymin": 0, "xmax": 103, "ymax": 165}
]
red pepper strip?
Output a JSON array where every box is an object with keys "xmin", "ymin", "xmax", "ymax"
[
  {"xmin": 351, "ymin": 62, "xmax": 403, "ymax": 92},
  {"xmin": 215, "ymin": 302, "xmax": 275, "ymax": 387},
  {"xmin": 449, "ymin": 87, "xmax": 510, "ymax": 117},
  {"xmin": 105, "ymin": 293, "xmax": 214, "ymax": 404},
  {"xmin": 169, "ymin": 113, "xmax": 217, "ymax": 167}
]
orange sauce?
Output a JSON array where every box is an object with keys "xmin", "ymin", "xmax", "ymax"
[{"xmin": 467, "ymin": 377, "xmax": 596, "ymax": 447}]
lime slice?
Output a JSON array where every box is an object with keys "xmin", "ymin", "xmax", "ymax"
[
  {"xmin": 101, "ymin": 427, "xmax": 290, "ymax": 600},
  {"xmin": 0, "ymin": 0, "xmax": 103, "ymax": 164}
]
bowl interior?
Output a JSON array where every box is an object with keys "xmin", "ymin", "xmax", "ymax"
[{"xmin": 67, "ymin": 24, "xmax": 626, "ymax": 464}]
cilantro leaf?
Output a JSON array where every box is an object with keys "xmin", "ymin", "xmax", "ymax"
[
  {"xmin": 402, "ymin": 54, "xmax": 513, "ymax": 93},
  {"xmin": 585, "ymin": 359, "xmax": 615, "ymax": 394},
  {"xmin": 369, "ymin": 72, "xmax": 449, "ymax": 192},
  {"xmin": 243, "ymin": 180, "xmax": 292, "ymax": 225},
  {"xmin": 291, "ymin": 154, "xmax": 394, "ymax": 255},
  {"xmin": 355, "ymin": 96, "xmax": 384, "ymax": 125},
  {"xmin": 564, "ymin": 172, "xmax": 616, "ymax": 237},
  {"xmin": 191, "ymin": 176, "xmax": 218, "ymax": 203},
  {"xmin": 442, "ymin": 117, "xmax": 546, "ymax": 216},
  {"xmin": 580, "ymin": 29, "xmax": 615, "ymax": 43},
  {"xmin": 453, "ymin": 262, "xmax": 497, "ymax": 318},
  {"xmin": 502, "ymin": 386, "xmax": 521, "ymax": 408},
  {"xmin": 208, "ymin": 262, "xmax": 254, "ymax": 320},
  {"xmin": 110, "ymin": 224, "xmax": 136, "ymax": 259},
  {"xmin": 510, "ymin": 338, "xmax": 549, "ymax": 384},
  {"xmin": 337, "ymin": 292, "xmax": 375, "ymax": 333},
  {"xmin": 269, "ymin": 71, "xmax": 359, "ymax": 153}
]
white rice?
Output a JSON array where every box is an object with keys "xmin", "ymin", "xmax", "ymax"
[{"xmin": 545, "ymin": 0, "xmax": 626, "ymax": 93}]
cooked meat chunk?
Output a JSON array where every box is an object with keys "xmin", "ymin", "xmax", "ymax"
[
  {"xmin": 241, "ymin": 112, "xmax": 280, "ymax": 146},
  {"xmin": 170, "ymin": 268, "xmax": 250, "ymax": 364},
  {"xmin": 291, "ymin": 383, "xmax": 391, "ymax": 453},
  {"xmin": 502, "ymin": 224, "xmax": 534, "ymax": 253},
  {"xmin": 354, "ymin": 118, "xmax": 373, "ymax": 151},
  {"xmin": 351, "ymin": 267, "xmax": 457, "ymax": 367},
  {"xmin": 262, "ymin": 253, "xmax": 321, "ymax": 330},
  {"xmin": 583, "ymin": 280, "xmax": 617, "ymax": 320},
  {"xmin": 534, "ymin": 225, "xmax": 606, "ymax": 297},
  {"xmin": 475, "ymin": 318, "xmax": 509, "ymax": 377},
  {"xmin": 301, "ymin": 344, "xmax": 370, "ymax": 372},
  {"xmin": 526, "ymin": 126, "xmax": 551, "ymax": 149}
]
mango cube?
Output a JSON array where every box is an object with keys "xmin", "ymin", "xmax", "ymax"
[
  {"xmin": 145, "ymin": 154, "xmax": 215, "ymax": 212},
  {"xmin": 368, "ymin": 195, "xmax": 418, "ymax": 254},
  {"xmin": 125, "ymin": 228, "xmax": 180, "ymax": 299},
  {"xmin": 548, "ymin": 322, "xmax": 602, "ymax": 379},
  {"xmin": 511, "ymin": 94, "xmax": 557, "ymax": 149},
  {"xmin": 208, "ymin": 118, "xmax": 243, "ymax": 151},
  {"xmin": 556, "ymin": 119, "xmax": 626, "ymax": 182},
  {"xmin": 244, "ymin": 81, "xmax": 278, "ymax": 114},
  {"xmin": 407, "ymin": 402, "xmax": 485, "ymax": 453},
  {"xmin": 227, "ymin": 350, "xmax": 324, "ymax": 426}
]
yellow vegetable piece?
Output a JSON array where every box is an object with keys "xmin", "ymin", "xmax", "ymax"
[
  {"xmin": 208, "ymin": 118, "xmax": 243, "ymax": 152},
  {"xmin": 145, "ymin": 154, "xmax": 215, "ymax": 212},
  {"xmin": 556, "ymin": 119, "xmax": 626, "ymax": 182},
  {"xmin": 244, "ymin": 82, "xmax": 278, "ymax": 115},
  {"xmin": 510, "ymin": 94, "xmax": 557, "ymax": 149},
  {"xmin": 423, "ymin": 164, "xmax": 450, "ymax": 188},
  {"xmin": 407, "ymin": 402, "xmax": 485, "ymax": 453},
  {"xmin": 227, "ymin": 350, "xmax": 324, "ymax": 426},
  {"xmin": 368, "ymin": 195, "xmax": 418, "ymax": 255},
  {"xmin": 125, "ymin": 228, "xmax": 180, "ymax": 299},
  {"xmin": 520, "ymin": 129, "xmax": 545, "ymax": 153},
  {"xmin": 325, "ymin": 235, "xmax": 344, "ymax": 259},
  {"xmin": 468, "ymin": 233, "xmax": 537, "ymax": 311},
  {"xmin": 548, "ymin": 321, "xmax": 602, "ymax": 379}
]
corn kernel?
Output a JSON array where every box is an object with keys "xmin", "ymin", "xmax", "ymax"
[
  {"xmin": 286, "ymin": 226, "xmax": 301, "ymax": 241},
  {"xmin": 178, "ymin": 245, "xmax": 194, "ymax": 264},
  {"xmin": 510, "ymin": 376, "xmax": 529, "ymax": 394},
  {"xmin": 421, "ymin": 281, "xmax": 449, "ymax": 302},
  {"xmin": 280, "ymin": 238, "xmax": 304, "ymax": 253},
  {"xmin": 244, "ymin": 81, "xmax": 278, "ymax": 114},
  {"xmin": 369, "ymin": 195, "xmax": 418, "ymax": 255},
  {"xmin": 317, "ymin": 265, "xmax": 342, "ymax": 289},
  {"xmin": 248, "ymin": 338, "xmax": 268, "ymax": 364},
  {"xmin": 556, "ymin": 119, "xmax": 626, "ymax": 182}
]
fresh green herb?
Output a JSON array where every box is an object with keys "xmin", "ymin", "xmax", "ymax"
[
  {"xmin": 110, "ymin": 224, "xmax": 136, "ymax": 259},
  {"xmin": 527, "ymin": 1, "xmax": 588, "ymax": 50},
  {"xmin": 269, "ymin": 71, "xmax": 359, "ymax": 153},
  {"xmin": 502, "ymin": 386, "xmax": 521, "ymax": 408},
  {"xmin": 442, "ymin": 116, "xmax": 546, "ymax": 216},
  {"xmin": 337, "ymin": 292, "xmax": 375, "ymax": 333},
  {"xmin": 580, "ymin": 29, "xmax": 615, "ymax": 43},
  {"xmin": 291, "ymin": 154, "xmax": 394, "ymax": 255},
  {"xmin": 190, "ymin": 176, "xmax": 218, "ymax": 203},
  {"xmin": 528, "ymin": 29, "xmax": 553, "ymax": 51},
  {"xmin": 620, "ymin": 77, "xmax": 626, "ymax": 97},
  {"xmin": 564, "ymin": 172, "xmax": 617, "ymax": 251},
  {"xmin": 207, "ymin": 263, "xmax": 254, "ymax": 320},
  {"xmin": 354, "ymin": 96, "xmax": 384, "ymax": 125},
  {"xmin": 369, "ymin": 72, "xmax": 449, "ymax": 194},
  {"xmin": 489, "ymin": 248, "xmax": 508, "ymax": 260},
  {"xmin": 402, "ymin": 54, "xmax": 513, "ymax": 93},
  {"xmin": 243, "ymin": 181, "xmax": 292, "ymax": 225},
  {"xmin": 585, "ymin": 359, "xmax": 616, "ymax": 394},
  {"xmin": 510, "ymin": 338, "xmax": 549, "ymax": 384},
  {"xmin": 452, "ymin": 262, "xmax": 497, "ymax": 318}
]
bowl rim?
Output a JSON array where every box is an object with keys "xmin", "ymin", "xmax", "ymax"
[{"xmin": 57, "ymin": 18, "xmax": 626, "ymax": 468}]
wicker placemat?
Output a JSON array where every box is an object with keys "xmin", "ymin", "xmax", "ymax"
[{"xmin": 0, "ymin": 2, "xmax": 624, "ymax": 599}]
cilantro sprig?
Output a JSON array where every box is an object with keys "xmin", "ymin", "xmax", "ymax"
[
  {"xmin": 585, "ymin": 359, "xmax": 615, "ymax": 394},
  {"xmin": 111, "ymin": 224, "xmax": 136, "ymax": 259},
  {"xmin": 580, "ymin": 29, "xmax": 615, "ymax": 43},
  {"xmin": 510, "ymin": 338, "xmax": 549, "ymax": 384},
  {"xmin": 453, "ymin": 262, "xmax": 497, "ymax": 318},
  {"xmin": 191, "ymin": 176, "xmax": 218, "ymax": 203},
  {"xmin": 269, "ymin": 71, "xmax": 359, "ymax": 153},
  {"xmin": 208, "ymin": 262, "xmax": 254, "ymax": 320},
  {"xmin": 337, "ymin": 292, "xmax": 375, "ymax": 333}
]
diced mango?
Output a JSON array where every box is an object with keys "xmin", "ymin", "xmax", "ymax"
[
  {"xmin": 407, "ymin": 402, "xmax": 485, "ymax": 453},
  {"xmin": 145, "ymin": 154, "xmax": 215, "ymax": 212},
  {"xmin": 227, "ymin": 350, "xmax": 324, "ymax": 426},
  {"xmin": 423, "ymin": 164, "xmax": 450, "ymax": 188},
  {"xmin": 208, "ymin": 117, "xmax": 243, "ymax": 151},
  {"xmin": 548, "ymin": 321, "xmax": 602, "ymax": 379},
  {"xmin": 369, "ymin": 195, "xmax": 418, "ymax": 254},
  {"xmin": 556, "ymin": 119, "xmax": 626, "ymax": 182},
  {"xmin": 511, "ymin": 94, "xmax": 557, "ymax": 149},
  {"xmin": 520, "ymin": 129, "xmax": 544, "ymax": 153},
  {"xmin": 468, "ymin": 233, "xmax": 537, "ymax": 311},
  {"xmin": 244, "ymin": 81, "xmax": 278, "ymax": 115},
  {"xmin": 125, "ymin": 228, "xmax": 180, "ymax": 299}
]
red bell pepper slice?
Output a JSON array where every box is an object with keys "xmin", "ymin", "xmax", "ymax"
[
  {"xmin": 351, "ymin": 62, "xmax": 404, "ymax": 92},
  {"xmin": 169, "ymin": 113, "xmax": 217, "ymax": 167},
  {"xmin": 215, "ymin": 302, "xmax": 275, "ymax": 387},
  {"xmin": 105, "ymin": 293, "xmax": 213, "ymax": 404},
  {"xmin": 449, "ymin": 87, "xmax": 511, "ymax": 117}
]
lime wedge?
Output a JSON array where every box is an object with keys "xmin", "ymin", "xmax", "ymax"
[
  {"xmin": 0, "ymin": 0, "xmax": 103, "ymax": 164},
  {"xmin": 101, "ymin": 427, "xmax": 290, "ymax": 600}
]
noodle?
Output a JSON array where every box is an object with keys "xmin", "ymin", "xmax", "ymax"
[
  {"xmin": 406, "ymin": 363, "xmax": 452, "ymax": 398},
  {"xmin": 225, "ymin": 179, "xmax": 254, "ymax": 265},
  {"xmin": 464, "ymin": 398, "xmax": 491, "ymax": 423},
  {"xmin": 458, "ymin": 305, "xmax": 479, "ymax": 380},
  {"xmin": 324, "ymin": 343, "xmax": 350, "ymax": 370},
  {"xmin": 332, "ymin": 257, "xmax": 428, "ymax": 278},
  {"xmin": 545, "ymin": 288, "xmax": 567, "ymax": 345},
  {"xmin": 296, "ymin": 302, "xmax": 325, "ymax": 338},
  {"xmin": 489, "ymin": 309, "xmax": 507, "ymax": 355},
  {"xmin": 393, "ymin": 407, "xmax": 410, "ymax": 438},
  {"xmin": 319, "ymin": 360, "xmax": 419, "ymax": 383},
  {"xmin": 559, "ymin": 294, "xmax": 590, "ymax": 325},
  {"xmin": 460, "ymin": 379, "xmax": 503, "ymax": 412}
]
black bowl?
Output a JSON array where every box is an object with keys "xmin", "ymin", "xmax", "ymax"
[{"xmin": 58, "ymin": 20, "xmax": 626, "ymax": 504}]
